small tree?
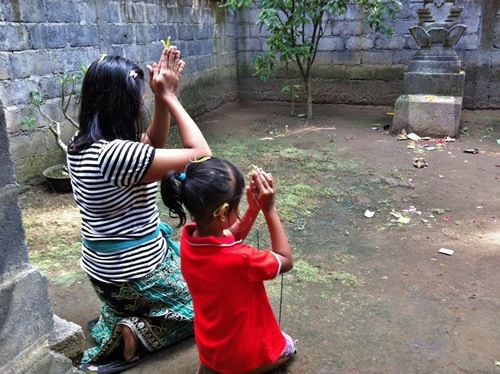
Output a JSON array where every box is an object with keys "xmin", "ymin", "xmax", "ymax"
[
  {"xmin": 24, "ymin": 66, "xmax": 88, "ymax": 153},
  {"xmin": 224, "ymin": 0, "xmax": 402, "ymax": 119}
]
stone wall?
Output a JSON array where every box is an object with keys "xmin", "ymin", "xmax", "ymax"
[
  {"xmin": 236, "ymin": 0, "xmax": 499, "ymax": 109},
  {"xmin": 0, "ymin": 0, "xmax": 238, "ymax": 186}
]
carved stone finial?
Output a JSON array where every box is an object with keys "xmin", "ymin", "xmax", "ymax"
[{"xmin": 411, "ymin": 0, "xmax": 466, "ymax": 49}]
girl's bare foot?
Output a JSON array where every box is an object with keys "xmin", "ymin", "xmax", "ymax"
[{"xmin": 121, "ymin": 324, "xmax": 138, "ymax": 361}]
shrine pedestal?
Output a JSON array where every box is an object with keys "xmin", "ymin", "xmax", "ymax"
[{"xmin": 393, "ymin": 94, "xmax": 463, "ymax": 137}]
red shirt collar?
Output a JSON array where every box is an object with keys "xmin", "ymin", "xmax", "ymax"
[{"xmin": 182, "ymin": 222, "xmax": 242, "ymax": 248}]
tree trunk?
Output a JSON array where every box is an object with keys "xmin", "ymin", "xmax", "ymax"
[{"xmin": 305, "ymin": 74, "xmax": 313, "ymax": 120}]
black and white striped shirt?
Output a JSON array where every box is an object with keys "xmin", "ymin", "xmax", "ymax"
[{"xmin": 67, "ymin": 138, "xmax": 166, "ymax": 283}]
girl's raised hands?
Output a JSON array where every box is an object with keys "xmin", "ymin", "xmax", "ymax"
[{"xmin": 250, "ymin": 168, "xmax": 276, "ymax": 212}]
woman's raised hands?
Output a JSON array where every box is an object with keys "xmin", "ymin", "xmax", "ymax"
[{"xmin": 147, "ymin": 46, "xmax": 186, "ymax": 100}]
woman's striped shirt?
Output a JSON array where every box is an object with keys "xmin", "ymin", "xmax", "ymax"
[{"xmin": 67, "ymin": 138, "xmax": 167, "ymax": 283}]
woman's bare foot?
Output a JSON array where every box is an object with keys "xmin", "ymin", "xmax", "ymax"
[{"xmin": 121, "ymin": 324, "xmax": 138, "ymax": 361}]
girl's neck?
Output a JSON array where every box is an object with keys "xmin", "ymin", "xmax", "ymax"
[{"xmin": 193, "ymin": 224, "xmax": 225, "ymax": 238}]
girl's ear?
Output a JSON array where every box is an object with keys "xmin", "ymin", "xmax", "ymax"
[
  {"xmin": 219, "ymin": 203, "xmax": 230, "ymax": 222},
  {"xmin": 213, "ymin": 202, "xmax": 229, "ymax": 221}
]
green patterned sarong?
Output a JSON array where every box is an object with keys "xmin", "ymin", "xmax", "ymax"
[{"xmin": 82, "ymin": 224, "xmax": 194, "ymax": 364}]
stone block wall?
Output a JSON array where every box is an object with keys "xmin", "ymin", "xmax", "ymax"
[
  {"xmin": 0, "ymin": 0, "xmax": 238, "ymax": 186},
  {"xmin": 236, "ymin": 1, "xmax": 499, "ymax": 109}
]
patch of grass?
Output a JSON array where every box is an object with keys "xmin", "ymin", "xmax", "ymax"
[
  {"xmin": 29, "ymin": 242, "xmax": 82, "ymax": 286},
  {"xmin": 277, "ymin": 183, "xmax": 318, "ymax": 222},
  {"xmin": 29, "ymin": 243, "xmax": 80, "ymax": 265},
  {"xmin": 293, "ymin": 259, "xmax": 330, "ymax": 283},
  {"xmin": 332, "ymin": 253, "xmax": 356, "ymax": 264},
  {"xmin": 291, "ymin": 259, "xmax": 360, "ymax": 287},
  {"xmin": 330, "ymin": 271, "xmax": 360, "ymax": 287}
]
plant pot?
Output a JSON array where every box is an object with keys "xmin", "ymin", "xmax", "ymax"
[{"xmin": 42, "ymin": 164, "xmax": 72, "ymax": 193}]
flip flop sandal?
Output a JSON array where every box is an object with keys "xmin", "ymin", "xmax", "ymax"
[
  {"xmin": 87, "ymin": 317, "xmax": 99, "ymax": 332},
  {"xmin": 79, "ymin": 354, "xmax": 147, "ymax": 374}
]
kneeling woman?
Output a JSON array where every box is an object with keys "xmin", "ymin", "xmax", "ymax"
[{"xmin": 68, "ymin": 46, "xmax": 211, "ymax": 373}]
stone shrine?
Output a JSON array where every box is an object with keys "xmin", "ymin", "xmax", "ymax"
[{"xmin": 391, "ymin": 0, "xmax": 467, "ymax": 137}]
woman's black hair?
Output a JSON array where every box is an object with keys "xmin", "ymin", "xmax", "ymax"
[
  {"xmin": 69, "ymin": 55, "xmax": 146, "ymax": 151},
  {"xmin": 161, "ymin": 157, "xmax": 245, "ymax": 227}
]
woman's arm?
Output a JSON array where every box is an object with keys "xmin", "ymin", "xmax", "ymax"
[
  {"xmin": 142, "ymin": 47, "xmax": 211, "ymax": 182},
  {"xmin": 141, "ymin": 47, "xmax": 182, "ymax": 148}
]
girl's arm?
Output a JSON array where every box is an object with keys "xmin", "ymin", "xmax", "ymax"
[
  {"xmin": 142, "ymin": 47, "xmax": 211, "ymax": 182},
  {"xmin": 252, "ymin": 169, "xmax": 293, "ymax": 274},
  {"xmin": 227, "ymin": 185, "xmax": 261, "ymax": 241}
]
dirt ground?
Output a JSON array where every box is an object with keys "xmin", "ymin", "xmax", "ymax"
[{"xmin": 19, "ymin": 101, "xmax": 499, "ymax": 373}]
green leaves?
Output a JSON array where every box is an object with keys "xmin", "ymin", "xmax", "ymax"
[
  {"xmin": 20, "ymin": 115, "xmax": 37, "ymax": 130},
  {"xmin": 160, "ymin": 36, "xmax": 171, "ymax": 49},
  {"xmin": 356, "ymin": 0, "xmax": 402, "ymax": 36},
  {"xmin": 31, "ymin": 91, "xmax": 44, "ymax": 108}
]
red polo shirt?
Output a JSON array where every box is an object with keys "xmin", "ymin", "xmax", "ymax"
[{"xmin": 180, "ymin": 223, "xmax": 285, "ymax": 373}]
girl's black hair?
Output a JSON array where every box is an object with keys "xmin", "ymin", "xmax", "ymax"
[
  {"xmin": 69, "ymin": 55, "xmax": 146, "ymax": 152},
  {"xmin": 161, "ymin": 157, "xmax": 245, "ymax": 227}
]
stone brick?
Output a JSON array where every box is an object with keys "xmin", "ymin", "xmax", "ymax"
[
  {"xmin": 29, "ymin": 24, "xmax": 68, "ymax": 49},
  {"xmin": 46, "ymin": 0, "xmax": 82, "ymax": 22},
  {"xmin": 455, "ymin": 33, "xmax": 481, "ymax": 51},
  {"xmin": 0, "ymin": 53, "xmax": 10, "ymax": 80},
  {"xmin": 237, "ymin": 38, "xmax": 263, "ymax": 52},
  {"xmin": 332, "ymin": 21, "xmax": 368, "ymax": 36},
  {"xmin": 178, "ymin": 24, "xmax": 195, "ymax": 41},
  {"xmin": 0, "ymin": 79, "xmax": 38, "ymax": 108},
  {"xmin": 317, "ymin": 36, "xmax": 345, "ymax": 51},
  {"xmin": 375, "ymin": 35, "xmax": 406, "ymax": 50},
  {"xmin": 194, "ymin": 23, "xmax": 214, "ymax": 40},
  {"xmin": 119, "ymin": 1, "xmax": 146, "ymax": 23},
  {"xmin": 346, "ymin": 36, "xmax": 375, "ymax": 50},
  {"xmin": 9, "ymin": 51, "xmax": 53, "ymax": 79},
  {"xmin": 108, "ymin": 24, "xmax": 135, "ymax": 45},
  {"xmin": 69, "ymin": 25, "xmax": 99, "ymax": 47},
  {"xmin": 157, "ymin": 24, "xmax": 178, "ymax": 44},
  {"xmin": 2, "ymin": 0, "xmax": 46, "ymax": 22},
  {"xmin": 50, "ymin": 48, "xmax": 93, "ymax": 75},
  {"xmin": 331, "ymin": 51, "xmax": 362, "ymax": 65},
  {"xmin": 0, "ymin": 25, "xmax": 30, "ymax": 51},
  {"xmin": 361, "ymin": 51, "xmax": 392, "ymax": 65}
]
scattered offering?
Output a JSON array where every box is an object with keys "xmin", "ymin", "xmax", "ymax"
[
  {"xmin": 161, "ymin": 36, "xmax": 171, "ymax": 49},
  {"xmin": 364, "ymin": 209, "xmax": 375, "ymax": 218},
  {"xmin": 247, "ymin": 164, "xmax": 260, "ymax": 178},
  {"xmin": 463, "ymin": 149, "xmax": 478, "ymax": 154},
  {"xmin": 438, "ymin": 248, "xmax": 455, "ymax": 256}
]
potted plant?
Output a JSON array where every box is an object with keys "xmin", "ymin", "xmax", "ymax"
[{"xmin": 23, "ymin": 66, "xmax": 87, "ymax": 192}]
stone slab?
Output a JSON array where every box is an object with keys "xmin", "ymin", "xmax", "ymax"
[
  {"xmin": 49, "ymin": 315, "xmax": 85, "ymax": 365},
  {"xmin": 403, "ymin": 71, "xmax": 465, "ymax": 97},
  {"xmin": 0, "ymin": 267, "xmax": 53, "ymax": 366},
  {"xmin": 391, "ymin": 94, "xmax": 463, "ymax": 137}
]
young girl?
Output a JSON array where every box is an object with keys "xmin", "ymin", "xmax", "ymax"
[
  {"xmin": 161, "ymin": 157, "xmax": 298, "ymax": 373},
  {"xmin": 68, "ymin": 46, "xmax": 211, "ymax": 373}
]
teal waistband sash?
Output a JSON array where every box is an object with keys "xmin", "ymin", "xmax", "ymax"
[{"xmin": 83, "ymin": 222, "xmax": 179, "ymax": 256}]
